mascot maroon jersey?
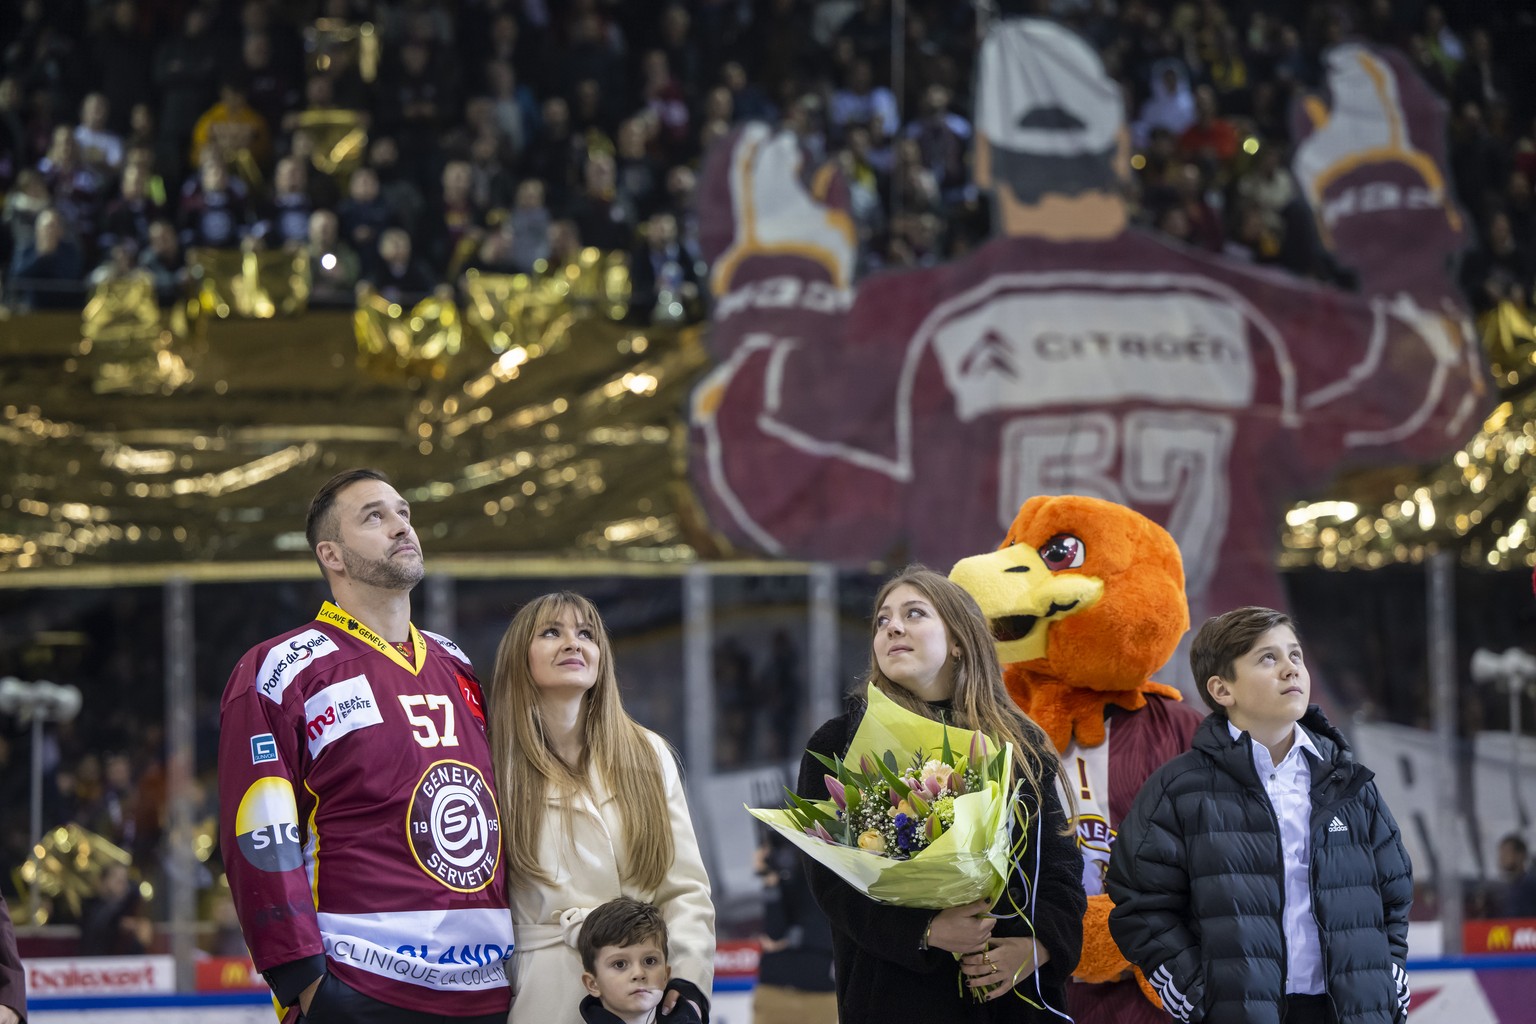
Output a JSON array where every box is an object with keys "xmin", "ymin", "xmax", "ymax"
[{"xmin": 218, "ymin": 602, "xmax": 513, "ymax": 1017}]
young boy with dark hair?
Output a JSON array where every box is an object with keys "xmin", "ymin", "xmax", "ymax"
[
  {"xmin": 1106, "ymin": 607, "xmax": 1412, "ymax": 1024},
  {"xmin": 577, "ymin": 897, "xmax": 703, "ymax": 1024}
]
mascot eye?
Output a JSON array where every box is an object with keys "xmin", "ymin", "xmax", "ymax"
[{"xmin": 1038, "ymin": 534, "xmax": 1085, "ymax": 570}]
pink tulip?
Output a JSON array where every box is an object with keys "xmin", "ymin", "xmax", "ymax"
[
  {"xmin": 805, "ymin": 822, "xmax": 836, "ymax": 844},
  {"xmin": 969, "ymin": 731, "xmax": 989, "ymax": 765},
  {"xmin": 825, "ymin": 775, "xmax": 847, "ymax": 811}
]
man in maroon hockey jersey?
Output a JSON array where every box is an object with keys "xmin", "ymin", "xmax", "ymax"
[{"xmin": 218, "ymin": 469, "xmax": 513, "ymax": 1024}]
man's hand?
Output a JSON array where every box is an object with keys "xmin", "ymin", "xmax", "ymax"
[{"xmin": 0, "ymin": 1004, "xmax": 19, "ymax": 1024}]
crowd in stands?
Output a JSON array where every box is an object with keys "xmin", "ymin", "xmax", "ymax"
[{"xmin": 0, "ymin": 0, "xmax": 1532, "ymax": 321}]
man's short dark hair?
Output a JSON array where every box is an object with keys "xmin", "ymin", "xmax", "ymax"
[
  {"xmin": 1189, "ymin": 606, "xmax": 1298, "ymax": 713},
  {"xmin": 1503, "ymin": 833, "xmax": 1530, "ymax": 859},
  {"xmin": 578, "ymin": 896, "xmax": 669, "ymax": 974},
  {"xmin": 305, "ymin": 468, "xmax": 390, "ymax": 570}
]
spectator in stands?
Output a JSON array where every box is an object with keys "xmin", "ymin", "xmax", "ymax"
[
  {"xmin": 367, "ymin": 135, "xmax": 424, "ymax": 236},
  {"xmin": 80, "ymin": 862, "xmax": 153, "ymax": 957},
  {"xmin": 904, "ymin": 84, "xmax": 970, "ymax": 202},
  {"xmin": 92, "ymin": 0, "xmax": 153, "ymax": 135},
  {"xmin": 615, "ymin": 117, "xmax": 663, "ymax": 219},
  {"xmin": 426, "ymin": 159, "xmax": 485, "ymax": 277},
  {"xmin": 829, "ymin": 57, "xmax": 898, "ymax": 152},
  {"xmin": 1234, "ymin": 141, "xmax": 1297, "ymax": 237},
  {"xmin": 1134, "ymin": 60, "xmax": 1197, "ymax": 149},
  {"xmin": 38, "ymin": 125, "xmax": 106, "ymax": 245},
  {"xmin": 375, "ymin": 38, "xmax": 452, "ymax": 190},
  {"xmin": 569, "ymin": 151, "xmax": 635, "ymax": 254},
  {"xmin": 152, "ymin": 6, "xmax": 220, "ymax": 185},
  {"xmin": 190, "ymin": 76, "xmax": 272, "ymax": 173},
  {"xmin": 86, "ymin": 238, "xmax": 139, "ymax": 289},
  {"xmin": 1422, "ymin": 4, "xmax": 1465, "ymax": 82},
  {"xmin": 138, "ymin": 218, "xmax": 185, "ymax": 300},
  {"xmin": 1495, "ymin": 833, "xmax": 1536, "ymax": 918},
  {"xmin": 484, "ymin": 60, "xmax": 537, "ymax": 159},
  {"xmin": 3, "ymin": 168, "xmax": 50, "ymax": 274},
  {"xmin": 241, "ymin": 31, "xmax": 298, "ymax": 134},
  {"xmin": 12, "ymin": 207, "xmax": 83, "ymax": 310},
  {"xmin": 720, "ymin": 60, "xmax": 776, "ymax": 125},
  {"xmin": 1460, "ymin": 210, "xmax": 1533, "ymax": 314},
  {"xmin": 509, "ymin": 178, "xmax": 552, "ymax": 272},
  {"xmin": 467, "ymin": 132, "xmax": 516, "ymax": 216},
  {"xmin": 641, "ymin": 50, "xmax": 691, "ymax": 162},
  {"xmin": 1178, "ymin": 85, "xmax": 1241, "ymax": 171},
  {"xmin": 365, "ymin": 226, "xmax": 435, "ymax": 304},
  {"xmin": 337, "ymin": 165, "xmax": 393, "ymax": 274},
  {"xmin": 178, "ymin": 154, "xmax": 250, "ymax": 250},
  {"xmin": 546, "ymin": 218, "xmax": 584, "ymax": 271},
  {"xmin": 253, "ymin": 155, "xmax": 313, "ymax": 249},
  {"xmin": 524, "ymin": 96, "xmax": 580, "ymax": 212},
  {"xmin": 74, "ymin": 92, "xmax": 124, "ymax": 172},
  {"xmin": 629, "ymin": 211, "xmax": 698, "ymax": 325},
  {"xmin": 305, "ymin": 208, "xmax": 360, "ymax": 306},
  {"xmin": 98, "ymin": 162, "xmax": 161, "ymax": 253}
]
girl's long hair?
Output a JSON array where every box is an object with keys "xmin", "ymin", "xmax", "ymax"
[
  {"xmin": 865, "ymin": 566, "xmax": 1065, "ymax": 805},
  {"xmin": 487, "ymin": 592, "xmax": 673, "ymax": 891}
]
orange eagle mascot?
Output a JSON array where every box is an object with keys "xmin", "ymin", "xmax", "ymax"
[{"xmin": 951, "ymin": 495, "xmax": 1203, "ymax": 1024}]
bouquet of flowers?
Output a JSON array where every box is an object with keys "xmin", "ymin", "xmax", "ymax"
[{"xmin": 748, "ymin": 682, "xmax": 1025, "ymax": 909}]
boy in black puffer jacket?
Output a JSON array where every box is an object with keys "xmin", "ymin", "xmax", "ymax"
[{"xmin": 1106, "ymin": 607, "xmax": 1412, "ymax": 1024}]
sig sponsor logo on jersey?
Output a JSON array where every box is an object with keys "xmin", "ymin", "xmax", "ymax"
[
  {"xmin": 407, "ymin": 760, "xmax": 500, "ymax": 892},
  {"xmin": 257, "ymin": 629, "xmax": 340, "ymax": 703},
  {"xmin": 250, "ymin": 733, "xmax": 278, "ymax": 764},
  {"xmin": 235, "ymin": 777, "xmax": 304, "ymax": 872},
  {"xmin": 304, "ymin": 674, "xmax": 384, "ymax": 757}
]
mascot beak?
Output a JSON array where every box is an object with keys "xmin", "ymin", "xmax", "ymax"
[{"xmin": 950, "ymin": 545, "xmax": 1104, "ymax": 663}]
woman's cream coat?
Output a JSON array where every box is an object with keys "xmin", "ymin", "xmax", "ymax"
[{"xmin": 507, "ymin": 730, "xmax": 715, "ymax": 1023}]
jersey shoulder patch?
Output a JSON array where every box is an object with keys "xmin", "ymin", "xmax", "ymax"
[
  {"xmin": 253, "ymin": 628, "xmax": 344, "ymax": 703},
  {"xmin": 422, "ymin": 629, "xmax": 473, "ymax": 665}
]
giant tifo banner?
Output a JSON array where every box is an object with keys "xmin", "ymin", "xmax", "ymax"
[{"xmin": 688, "ymin": 18, "xmax": 1486, "ymax": 686}]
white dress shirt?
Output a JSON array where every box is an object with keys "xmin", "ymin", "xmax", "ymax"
[{"xmin": 1229, "ymin": 720, "xmax": 1325, "ymax": 994}]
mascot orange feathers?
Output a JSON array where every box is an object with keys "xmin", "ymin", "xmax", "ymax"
[{"xmin": 952, "ymin": 495, "xmax": 1203, "ymax": 1024}]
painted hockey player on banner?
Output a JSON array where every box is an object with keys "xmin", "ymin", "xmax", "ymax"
[
  {"xmin": 689, "ymin": 19, "xmax": 1486, "ymax": 685},
  {"xmin": 217, "ymin": 469, "xmax": 514, "ymax": 1024}
]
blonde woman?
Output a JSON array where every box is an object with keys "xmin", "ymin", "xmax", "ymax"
[{"xmin": 488, "ymin": 592, "xmax": 715, "ymax": 1023}]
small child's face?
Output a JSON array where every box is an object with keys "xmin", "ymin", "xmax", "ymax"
[
  {"xmin": 1209, "ymin": 625, "xmax": 1310, "ymax": 733},
  {"xmin": 582, "ymin": 939, "xmax": 669, "ymax": 1022}
]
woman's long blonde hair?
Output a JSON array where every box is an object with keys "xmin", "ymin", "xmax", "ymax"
[
  {"xmin": 865, "ymin": 566, "xmax": 1066, "ymax": 806},
  {"xmin": 487, "ymin": 592, "xmax": 673, "ymax": 891}
]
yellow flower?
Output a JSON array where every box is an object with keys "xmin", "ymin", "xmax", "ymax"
[
  {"xmin": 857, "ymin": 829, "xmax": 887, "ymax": 853},
  {"xmin": 894, "ymin": 799, "xmax": 915, "ymax": 818}
]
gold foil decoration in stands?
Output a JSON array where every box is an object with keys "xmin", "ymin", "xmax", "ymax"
[
  {"xmin": 81, "ymin": 271, "xmax": 197, "ymax": 395},
  {"xmin": 288, "ymin": 109, "xmax": 370, "ymax": 180},
  {"xmin": 13, "ymin": 824, "xmax": 132, "ymax": 925},
  {"xmin": 82, "ymin": 270, "xmax": 161, "ymax": 345},
  {"xmin": 1281, "ymin": 299, "xmax": 1530, "ymax": 569},
  {"xmin": 189, "ymin": 247, "xmax": 310, "ymax": 319},
  {"xmin": 306, "ymin": 20, "xmax": 379, "ymax": 83},
  {"xmin": 354, "ymin": 288, "xmax": 463, "ymax": 380},
  {"xmin": 462, "ymin": 250, "xmax": 632, "ymax": 355}
]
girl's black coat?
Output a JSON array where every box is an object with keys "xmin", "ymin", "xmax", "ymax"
[{"xmin": 796, "ymin": 700, "xmax": 1085, "ymax": 1024}]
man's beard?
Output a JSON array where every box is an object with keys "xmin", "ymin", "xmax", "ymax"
[{"xmin": 338, "ymin": 541, "xmax": 425, "ymax": 591}]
